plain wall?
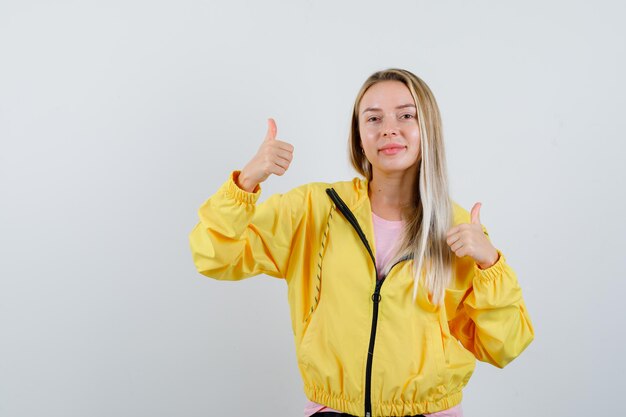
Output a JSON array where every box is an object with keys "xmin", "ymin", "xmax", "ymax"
[{"xmin": 1, "ymin": 0, "xmax": 625, "ymax": 416}]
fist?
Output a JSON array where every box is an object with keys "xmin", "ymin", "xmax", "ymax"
[
  {"xmin": 446, "ymin": 202, "xmax": 499, "ymax": 269},
  {"xmin": 238, "ymin": 118, "xmax": 294, "ymax": 192}
]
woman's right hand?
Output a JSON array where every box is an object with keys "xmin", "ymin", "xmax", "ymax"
[{"xmin": 237, "ymin": 118, "xmax": 294, "ymax": 192}]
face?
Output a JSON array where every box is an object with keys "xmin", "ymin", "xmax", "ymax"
[{"xmin": 358, "ymin": 80, "xmax": 421, "ymax": 179}]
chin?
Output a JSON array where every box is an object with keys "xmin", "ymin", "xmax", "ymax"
[{"xmin": 377, "ymin": 164, "xmax": 417, "ymax": 175}]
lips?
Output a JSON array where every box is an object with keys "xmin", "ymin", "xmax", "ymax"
[{"xmin": 378, "ymin": 145, "xmax": 406, "ymax": 155}]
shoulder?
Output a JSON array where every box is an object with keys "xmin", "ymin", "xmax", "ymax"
[
  {"xmin": 327, "ymin": 177, "xmax": 368, "ymax": 208},
  {"xmin": 284, "ymin": 177, "xmax": 367, "ymax": 208}
]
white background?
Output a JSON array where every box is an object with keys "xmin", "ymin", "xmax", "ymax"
[{"xmin": 1, "ymin": 1, "xmax": 625, "ymax": 416}]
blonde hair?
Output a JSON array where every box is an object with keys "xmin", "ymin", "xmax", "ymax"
[{"xmin": 349, "ymin": 68, "xmax": 453, "ymax": 305}]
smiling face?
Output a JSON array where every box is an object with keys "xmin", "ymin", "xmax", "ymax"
[{"xmin": 358, "ymin": 80, "xmax": 421, "ymax": 180}]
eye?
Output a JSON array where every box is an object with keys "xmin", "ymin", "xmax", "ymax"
[
  {"xmin": 366, "ymin": 115, "xmax": 380, "ymax": 123},
  {"xmin": 400, "ymin": 113, "xmax": 415, "ymax": 120}
]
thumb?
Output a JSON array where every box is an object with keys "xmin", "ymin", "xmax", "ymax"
[
  {"xmin": 470, "ymin": 202, "xmax": 482, "ymax": 225},
  {"xmin": 264, "ymin": 118, "xmax": 277, "ymax": 141}
]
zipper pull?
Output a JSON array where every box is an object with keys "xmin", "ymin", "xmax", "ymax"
[{"xmin": 372, "ymin": 280, "xmax": 383, "ymax": 303}]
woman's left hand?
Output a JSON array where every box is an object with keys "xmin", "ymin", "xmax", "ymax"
[{"xmin": 446, "ymin": 202, "xmax": 500, "ymax": 269}]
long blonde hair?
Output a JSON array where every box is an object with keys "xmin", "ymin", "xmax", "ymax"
[{"xmin": 349, "ymin": 68, "xmax": 453, "ymax": 305}]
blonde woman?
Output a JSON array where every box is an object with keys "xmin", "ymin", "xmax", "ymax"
[{"xmin": 189, "ymin": 68, "xmax": 534, "ymax": 417}]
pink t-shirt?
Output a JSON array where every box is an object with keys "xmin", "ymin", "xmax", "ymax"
[{"xmin": 303, "ymin": 212, "xmax": 463, "ymax": 417}]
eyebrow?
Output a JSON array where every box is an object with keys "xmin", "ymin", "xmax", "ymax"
[{"xmin": 361, "ymin": 104, "xmax": 416, "ymax": 114}]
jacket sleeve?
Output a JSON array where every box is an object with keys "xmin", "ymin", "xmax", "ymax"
[
  {"xmin": 447, "ymin": 245, "xmax": 535, "ymax": 369},
  {"xmin": 188, "ymin": 171, "xmax": 304, "ymax": 281}
]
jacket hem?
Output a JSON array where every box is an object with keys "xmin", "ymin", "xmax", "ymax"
[
  {"xmin": 378, "ymin": 390, "xmax": 463, "ymax": 416},
  {"xmin": 304, "ymin": 384, "xmax": 463, "ymax": 416},
  {"xmin": 304, "ymin": 383, "xmax": 360, "ymax": 415}
]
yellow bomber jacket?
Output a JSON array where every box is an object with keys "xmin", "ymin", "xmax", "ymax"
[{"xmin": 189, "ymin": 172, "xmax": 534, "ymax": 417}]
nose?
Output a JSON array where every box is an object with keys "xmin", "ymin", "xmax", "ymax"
[{"xmin": 382, "ymin": 118, "xmax": 398, "ymax": 137}]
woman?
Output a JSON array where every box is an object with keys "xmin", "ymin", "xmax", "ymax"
[{"xmin": 189, "ymin": 68, "xmax": 534, "ymax": 417}]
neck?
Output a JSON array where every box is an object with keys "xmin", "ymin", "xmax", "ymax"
[{"xmin": 368, "ymin": 168, "xmax": 418, "ymax": 221}]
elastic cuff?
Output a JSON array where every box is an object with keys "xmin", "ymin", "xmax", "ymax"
[
  {"xmin": 474, "ymin": 250, "xmax": 505, "ymax": 283},
  {"xmin": 221, "ymin": 171, "xmax": 261, "ymax": 204}
]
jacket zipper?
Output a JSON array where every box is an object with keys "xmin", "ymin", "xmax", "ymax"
[
  {"xmin": 364, "ymin": 260, "xmax": 405, "ymax": 417},
  {"xmin": 326, "ymin": 188, "xmax": 407, "ymax": 417}
]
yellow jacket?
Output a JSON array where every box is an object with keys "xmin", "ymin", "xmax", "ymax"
[{"xmin": 189, "ymin": 172, "xmax": 534, "ymax": 417}]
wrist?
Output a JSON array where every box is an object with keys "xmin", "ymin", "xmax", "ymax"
[
  {"xmin": 236, "ymin": 170, "xmax": 259, "ymax": 193},
  {"xmin": 477, "ymin": 249, "xmax": 500, "ymax": 270}
]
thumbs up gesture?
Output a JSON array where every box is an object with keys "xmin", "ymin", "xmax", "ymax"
[
  {"xmin": 446, "ymin": 202, "xmax": 500, "ymax": 270},
  {"xmin": 237, "ymin": 118, "xmax": 295, "ymax": 192}
]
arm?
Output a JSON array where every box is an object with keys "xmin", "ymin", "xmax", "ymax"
[
  {"xmin": 189, "ymin": 118, "xmax": 298, "ymax": 281},
  {"xmin": 446, "ymin": 202, "xmax": 534, "ymax": 368},
  {"xmin": 447, "ymin": 252, "xmax": 535, "ymax": 368},
  {"xmin": 189, "ymin": 170, "xmax": 304, "ymax": 281}
]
